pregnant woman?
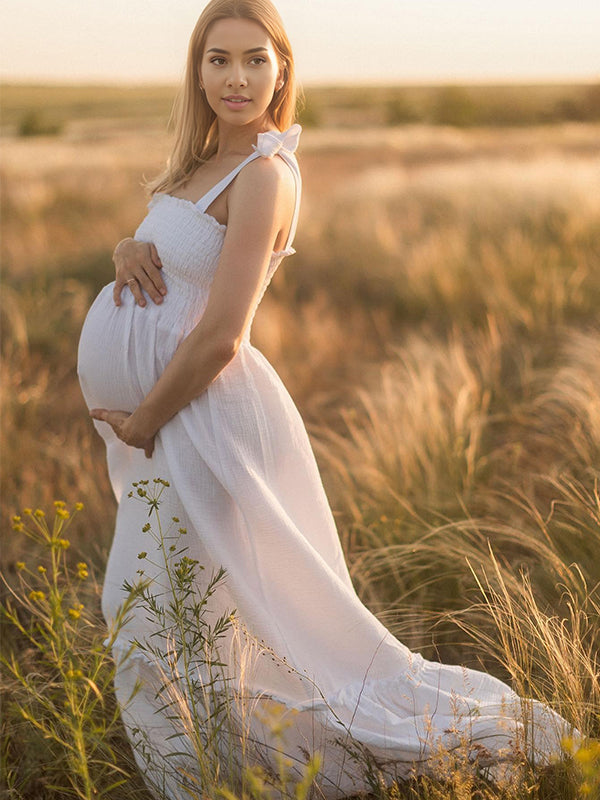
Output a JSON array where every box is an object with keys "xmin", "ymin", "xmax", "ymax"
[{"xmin": 77, "ymin": 0, "xmax": 576, "ymax": 796}]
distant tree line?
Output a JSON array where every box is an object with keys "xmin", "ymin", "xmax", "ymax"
[{"xmin": 298, "ymin": 83, "xmax": 600, "ymax": 128}]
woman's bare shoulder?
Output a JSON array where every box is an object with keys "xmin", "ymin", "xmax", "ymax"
[
  {"xmin": 235, "ymin": 153, "xmax": 296, "ymax": 198},
  {"xmin": 226, "ymin": 154, "xmax": 296, "ymax": 235}
]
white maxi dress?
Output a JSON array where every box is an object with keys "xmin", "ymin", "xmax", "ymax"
[{"xmin": 77, "ymin": 124, "xmax": 575, "ymax": 798}]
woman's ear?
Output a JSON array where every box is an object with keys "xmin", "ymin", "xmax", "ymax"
[{"xmin": 276, "ymin": 62, "xmax": 286, "ymax": 91}]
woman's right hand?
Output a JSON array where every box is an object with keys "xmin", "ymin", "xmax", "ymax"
[{"xmin": 112, "ymin": 238, "xmax": 167, "ymax": 307}]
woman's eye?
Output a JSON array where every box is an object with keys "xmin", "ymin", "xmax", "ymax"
[{"xmin": 208, "ymin": 56, "xmax": 265, "ymax": 67}]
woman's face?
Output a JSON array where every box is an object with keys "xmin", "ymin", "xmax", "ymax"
[{"xmin": 200, "ymin": 18, "xmax": 283, "ymax": 128}]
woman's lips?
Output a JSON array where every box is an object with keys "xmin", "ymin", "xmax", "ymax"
[{"xmin": 223, "ymin": 97, "xmax": 251, "ymax": 110}]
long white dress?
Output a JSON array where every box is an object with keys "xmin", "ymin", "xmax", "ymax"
[{"xmin": 77, "ymin": 124, "xmax": 574, "ymax": 798}]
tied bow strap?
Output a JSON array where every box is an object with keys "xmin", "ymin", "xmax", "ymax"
[{"xmin": 253, "ymin": 123, "xmax": 302, "ymax": 158}]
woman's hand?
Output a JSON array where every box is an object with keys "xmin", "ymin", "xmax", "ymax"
[
  {"xmin": 112, "ymin": 238, "xmax": 166, "ymax": 308},
  {"xmin": 90, "ymin": 408, "xmax": 155, "ymax": 458}
]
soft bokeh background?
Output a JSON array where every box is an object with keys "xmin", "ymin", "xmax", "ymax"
[{"xmin": 2, "ymin": 2, "xmax": 600, "ymax": 798}]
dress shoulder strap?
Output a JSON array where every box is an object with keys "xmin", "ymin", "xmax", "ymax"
[
  {"xmin": 196, "ymin": 124, "xmax": 302, "ymax": 252},
  {"xmin": 194, "ymin": 152, "xmax": 258, "ymax": 214}
]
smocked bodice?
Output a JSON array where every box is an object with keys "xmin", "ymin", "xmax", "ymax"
[{"xmin": 138, "ymin": 194, "xmax": 295, "ymax": 289}]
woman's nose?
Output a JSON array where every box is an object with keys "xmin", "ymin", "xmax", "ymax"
[{"xmin": 227, "ymin": 65, "xmax": 247, "ymax": 87}]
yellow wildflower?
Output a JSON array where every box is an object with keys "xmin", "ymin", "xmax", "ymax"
[
  {"xmin": 56, "ymin": 538, "xmax": 70, "ymax": 549},
  {"xmin": 16, "ymin": 561, "xmax": 25, "ymax": 571},
  {"xmin": 37, "ymin": 565, "xmax": 47, "ymax": 574},
  {"xmin": 76, "ymin": 562, "xmax": 89, "ymax": 579},
  {"xmin": 576, "ymin": 743, "xmax": 600, "ymax": 765},
  {"xmin": 53, "ymin": 500, "xmax": 66, "ymax": 509},
  {"xmin": 23, "ymin": 508, "xmax": 32, "ymax": 515},
  {"xmin": 65, "ymin": 669, "xmax": 83, "ymax": 680},
  {"xmin": 29, "ymin": 590, "xmax": 46, "ymax": 602},
  {"xmin": 68, "ymin": 603, "xmax": 84, "ymax": 620},
  {"xmin": 74, "ymin": 502, "xmax": 84, "ymax": 511},
  {"xmin": 12, "ymin": 521, "xmax": 24, "ymax": 532},
  {"xmin": 34, "ymin": 509, "xmax": 45, "ymax": 518}
]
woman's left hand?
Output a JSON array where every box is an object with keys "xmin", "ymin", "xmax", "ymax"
[{"xmin": 90, "ymin": 408, "xmax": 155, "ymax": 458}]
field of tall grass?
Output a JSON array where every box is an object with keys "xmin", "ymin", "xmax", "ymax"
[{"xmin": 1, "ymin": 89, "xmax": 600, "ymax": 798}]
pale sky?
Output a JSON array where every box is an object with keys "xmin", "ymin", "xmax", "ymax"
[{"xmin": 2, "ymin": 0, "xmax": 599, "ymax": 86}]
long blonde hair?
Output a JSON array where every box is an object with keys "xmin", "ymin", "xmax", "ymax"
[{"xmin": 146, "ymin": 0, "xmax": 300, "ymax": 195}]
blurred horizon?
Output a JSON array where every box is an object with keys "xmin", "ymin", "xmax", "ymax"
[{"xmin": 3, "ymin": 76, "xmax": 600, "ymax": 89}]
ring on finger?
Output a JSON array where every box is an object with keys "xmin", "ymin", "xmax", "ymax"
[{"xmin": 127, "ymin": 278, "xmax": 137, "ymax": 286}]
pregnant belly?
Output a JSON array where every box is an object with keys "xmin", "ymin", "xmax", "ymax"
[{"xmin": 77, "ymin": 284, "xmax": 182, "ymax": 412}]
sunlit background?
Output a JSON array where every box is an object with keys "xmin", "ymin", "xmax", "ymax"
[{"xmin": 2, "ymin": 0, "xmax": 600, "ymax": 85}]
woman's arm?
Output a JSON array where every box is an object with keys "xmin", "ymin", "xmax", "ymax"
[
  {"xmin": 112, "ymin": 238, "xmax": 166, "ymax": 307},
  {"xmin": 91, "ymin": 156, "xmax": 294, "ymax": 455}
]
